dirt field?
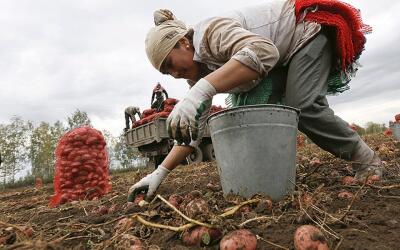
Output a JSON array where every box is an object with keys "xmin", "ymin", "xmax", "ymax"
[{"xmin": 1, "ymin": 134, "xmax": 399, "ymax": 250}]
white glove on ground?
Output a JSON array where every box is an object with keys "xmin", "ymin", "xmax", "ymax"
[
  {"xmin": 167, "ymin": 78, "xmax": 216, "ymax": 145},
  {"xmin": 127, "ymin": 165, "xmax": 170, "ymax": 201}
]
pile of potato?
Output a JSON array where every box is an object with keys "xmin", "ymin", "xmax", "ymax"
[
  {"xmin": 50, "ymin": 127, "xmax": 111, "ymax": 207},
  {"xmin": 132, "ymin": 99, "xmax": 226, "ymax": 128},
  {"xmin": 132, "ymin": 98, "xmax": 179, "ymax": 128}
]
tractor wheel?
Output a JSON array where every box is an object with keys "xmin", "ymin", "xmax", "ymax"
[
  {"xmin": 186, "ymin": 147, "xmax": 203, "ymax": 164},
  {"xmin": 202, "ymin": 143, "xmax": 216, "ymax": 161}
]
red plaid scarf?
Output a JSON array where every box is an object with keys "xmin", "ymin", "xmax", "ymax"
[{"xmin": 295, "ymin": 0, "xmax": 372, "ymax": 72}]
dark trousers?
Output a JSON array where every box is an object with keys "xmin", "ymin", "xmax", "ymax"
[
  {"xmin": 151, "ymin": 98, "xmax": 164, "ymax": 112},
  {"xmin": 269, "ymin": 31, "xmax": 360, "ymax": 160},
  {"xmin": 125, "ymin": 112, "xmax": 134, "ymax": 129}
]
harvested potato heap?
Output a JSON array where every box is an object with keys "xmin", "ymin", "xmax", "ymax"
[
  {"xmin": 132, "ymin": 98, "xmax": 179, "ymax": 128},
  {"xmin": 50, "ymin": 127, "xmax": 111, "ymax": 207},
  {"xmin": 132, "ymin": 98, "xmax": 225, "ymax": 128}
]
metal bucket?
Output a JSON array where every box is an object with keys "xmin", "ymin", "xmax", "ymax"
[
  {"xmin": 208, "ymin": 105, "xmax": 300, "ymax": 200},
  {"xmin": 390, "ymin": 122, "xmax": 400, "ymax": 141}
]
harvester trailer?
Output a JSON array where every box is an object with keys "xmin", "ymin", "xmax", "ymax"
[{"xmin": 124, "ymin": 117, "xmax": 215, "ymax": 168}]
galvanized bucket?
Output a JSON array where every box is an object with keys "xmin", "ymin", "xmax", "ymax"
[
  {"xmin": 390, "ymin": 122, "xmax": 400, "ymax": 141},
  {"xmin": 208, "ymin": 105, "xmax": 300, "ymax": 200}
]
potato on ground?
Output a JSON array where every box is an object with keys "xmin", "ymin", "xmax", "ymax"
[
  {"xmin": 184, "ymin": 198, "xmax": 209, "ymax": 218},
  {"xmin": 219, "ymin": 229, "xmax": 257, "ymax": 250},
  {"xmin": 168, "ymin": 194, "xmax": 183, "ymax": 208},
  {"xmin": 120, "ymin": 234, "xmax": 142, "ymax": 250},
  {"xmin": 182, "ymin": 226, "xmax": 222, "ymax": 246},
  {"xmin": 114, "ymin": 218, "xmax": 133, "ymax": 232},
  {"xmin": 294, "ymin": 225, "xmax": 329, "ymax": 250}
]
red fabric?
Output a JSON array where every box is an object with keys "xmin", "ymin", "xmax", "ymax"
[
  {"xmin": 295, "ymin": 0, "xmax": 371, "ymax": 71},
  {"xmin": 50, "ymin": 127, "xmax": 111, "ymax": 207}
]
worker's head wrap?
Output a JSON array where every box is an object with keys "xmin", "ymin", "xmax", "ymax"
[{"xmin": 145, "ymin": 9, "xmax": 188, "ymax": 71}]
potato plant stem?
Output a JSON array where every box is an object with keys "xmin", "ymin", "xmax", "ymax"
[{"xmin": 156, "ymin": 194, "xmax": 215, "ymax": 228}]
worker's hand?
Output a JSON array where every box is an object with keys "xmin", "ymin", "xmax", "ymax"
[
  {"xmin": 167, "ymin": 78, "xmax": 216, "ymax": 144},
  {"xmin": 127, "ymin": 165, "xmax": 170, "ymax": 201}
]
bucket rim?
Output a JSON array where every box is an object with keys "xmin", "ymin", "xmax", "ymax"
[{"xmin": 207, "ymin": 104, "xmax": 300, "ymax": 123}]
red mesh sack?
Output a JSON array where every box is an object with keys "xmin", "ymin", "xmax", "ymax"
[
  {"xmin": 156, "ymin": 111, "xmax": 170, "ymax": 118},
  {"xmin": 384, "ymin": 129, "xmax": 392, "ymax": 136},
  {"xmin": 210, "ymin": 105, "xmax": 225, "ymax": 114},
  {"xmin": 140, "ymin": 117, "xmax": 150, "ymax": 125},
  {"xmin": 395, "ymin": 114, "xmax": 400, "ymax": 122},
  {"xmin": 142, "ymin": 108, "xmax": 156, "ymax": 118},
  {"xmin": 50, "ymin": 127, "xmax": 111, "ymax": 207},
  {"xmin": 145, "ymin": 113, "xmax": 158, "ymax": 122},
  {"xmin": 163, "ymin": 105, "xmax": 174, "ymax": 112},
  {"xmin": 164, "ymin": 98, "xmax": 179, "ymax": 105},
  {"xmin": 132, "ymin": 120, "xmax": 143, "ymax": 128}
]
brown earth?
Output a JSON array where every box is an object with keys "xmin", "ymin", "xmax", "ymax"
[{"xmin": 0, "ymin": 134, "xmax": 399, "ymax": 250}]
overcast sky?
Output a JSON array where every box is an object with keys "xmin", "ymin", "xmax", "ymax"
[{"xmin": 1, "ymin": 0, "xmax": 399, "ymax": 136}]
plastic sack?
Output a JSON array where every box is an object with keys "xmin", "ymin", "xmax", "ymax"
[{"xmin": 50, "ymin": 127, "xmax": 111, "ymax": 207}]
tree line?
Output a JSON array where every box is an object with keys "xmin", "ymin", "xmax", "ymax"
[
  {"xmin": 0, "ymin": 110, "xmax": 388, "ymax": 189},
  {"xmin": 0, "ymin": 109, "xmax": 142, "ymax": 189},
  {"xmin": 350, "ymin": 122, "xmax": 388, "ymax": 136}
]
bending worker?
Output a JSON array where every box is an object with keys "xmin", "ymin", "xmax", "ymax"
[
  {"xmin": 124, "ymin": 106, "xmax": 142, "ymax": 131},
  {"xmin": 128, "ymin": 0, "xmax": 383, "ymax": 200},
  {"xmin": 151, "ymin": 82, "xmax": 169, "ymax": 111}
]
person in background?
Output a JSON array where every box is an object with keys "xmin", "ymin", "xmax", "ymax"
[
  {"xmin": 128, "ymin": 0, "xmax": 383, "ymax": 200},
  {"xmin": 124, "ymin": 106, "xmax": 142, "ymax": 132},
  {"xmin": 151, "ymin": 82, "xmax": 169, "ymax": 111}
]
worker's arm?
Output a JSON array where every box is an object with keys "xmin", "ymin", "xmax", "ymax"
[
  {"xmin": 205, "ymin": 59, "xmax": 259, "ymax": 92},
  {"xmin": 151, "ymin": 92, "xmax": 155, "ymax": 104},
  {"xmin": 163, "ymin": 89, "xmax": 169, "ymax": 99},
  {"xmin": 161, "ymin": 145, "xmax": 193, "ymax": 170},
  {"xmin": 167, "ymin": 17, "xmax": 280, "ymax": 143},
  {"xmin": 201, "ymin": 17, "xmax": 279, "ymax": 92},
  {"xmin": 128, "ymin": 145, "xmax": 193, "ymax": 200}
]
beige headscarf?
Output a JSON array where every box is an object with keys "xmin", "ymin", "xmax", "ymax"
[{"xmin": 145, "ymin": 9, "xmax": 188, "ymax": 71}]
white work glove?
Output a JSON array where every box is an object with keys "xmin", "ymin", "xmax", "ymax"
[
  {"xmin": 167, "ymin": 78, "xmax": 216, "ymax": 145},
  {"xmin": 127, "ymin": 165, "xmax": 170, "ymax": 201}
]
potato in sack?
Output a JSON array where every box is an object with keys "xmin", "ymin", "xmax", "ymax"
[{"xmin": 50, "ymin": 126, "xmax": 111, "ymax": 207}]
